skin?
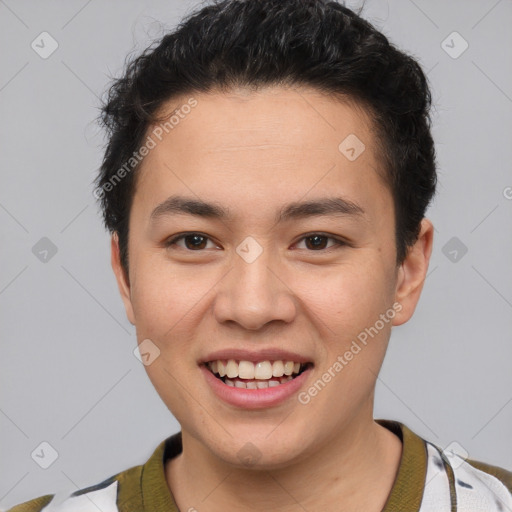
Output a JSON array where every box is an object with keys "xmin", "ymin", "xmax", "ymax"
[{"xmin": 111, "ymin": 85, "xmax": 434, "ymax": 512}]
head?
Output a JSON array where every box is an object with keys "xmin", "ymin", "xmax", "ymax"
[{"xmin": 96, "ymin": 0, "xmax": 436, "ymax": 467}]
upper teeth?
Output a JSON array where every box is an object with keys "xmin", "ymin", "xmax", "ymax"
[{"xmin": 208, "ymin": 360, "xmax": 302, "ymax": 380}]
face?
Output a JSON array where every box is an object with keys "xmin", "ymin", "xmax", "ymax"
[{"xmin": 112, "ymin": 85, "xmax": 432, "ymax": 468}]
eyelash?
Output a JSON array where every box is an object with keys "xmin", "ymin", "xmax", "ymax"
[{"xmin": 164, "ymin": 232, "xmax": 348, "ymax": 252}]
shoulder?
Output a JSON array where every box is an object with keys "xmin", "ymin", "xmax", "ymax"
[
  {"xmin": 5, "ymin": 435, "xmax": 175, "ymax": 512},
  {"xmin": 4, "ymin": 464, "xmax": 143, "ymax": 512},
  {"xmin": 381, "ymin": 419, "xmax": 512, "ymax": 511},
  {"xmin": 5, "ymin": 495, "xmax": 53, "ymax": 512},
  {"xmin": 424, "ymin": 440, "xmax": 512, "ymax": 510},
  {"xmin": 463, "ymin": 456, "xmax": 512, "ymax": 494}
]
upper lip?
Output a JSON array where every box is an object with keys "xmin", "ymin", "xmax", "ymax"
[{"xmin": 199, "ymin": 348, "xmax": 313, "ymax": 365}]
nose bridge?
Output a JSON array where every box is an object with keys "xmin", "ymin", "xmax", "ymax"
[{"xmin": 213, "ymin": 238, "xmax": 296, "ymax": 330}]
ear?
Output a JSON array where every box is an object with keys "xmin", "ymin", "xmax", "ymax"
[
  {"xmin": 111, "ymin": 232, "xmax": 135, "ymax": 325},
  {"xmin": 392, "ymin": 218, "xmax": 434, "ymax": 326}
]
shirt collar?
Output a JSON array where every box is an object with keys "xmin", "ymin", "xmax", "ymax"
[{"xmin": 139, "ymin": 419, "xmax": 427, "ymax": 512}]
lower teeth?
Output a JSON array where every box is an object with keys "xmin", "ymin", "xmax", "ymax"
[{"xmin": 222, "ymin": 376, "xmax": 294, "ymax": 388}]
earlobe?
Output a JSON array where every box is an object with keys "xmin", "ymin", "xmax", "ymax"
[
  {"xmin": 111, "ymin": 233, "xmax": 136, "ymax": 325},
  {"xmin": 392, "ymin": 218, "xmax": 434, "ymax": 326}
]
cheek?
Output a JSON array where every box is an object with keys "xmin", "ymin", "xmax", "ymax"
[
  {"xmin": 129, "ymin": 256, "xmax": 225, "ymax": 369},
  {"xmin": 293, "ymin": 260, "xmax": 394, "ymax": 334},
  {"xmin": 129, "ymin": 257, "xmax": 196, "ymax": 339}
]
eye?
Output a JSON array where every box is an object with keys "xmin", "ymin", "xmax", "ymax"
[
  {"xmin": 165, "ymin": 233, "xmax": 219, "ymax": 251},
  {"xmin": 294, "ymin": 233, "xmax": 346, "ymax": 251},
  {"xmin": 164, "ymin": 232, "xmax": 347, "ymax": 252}
]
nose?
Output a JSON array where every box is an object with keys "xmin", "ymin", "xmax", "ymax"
[{"xmin": 213, "ymin": 246, "xmax": 297, "ymax": 331}]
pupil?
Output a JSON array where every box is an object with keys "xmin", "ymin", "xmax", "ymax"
[
  {"xmin": 186, "ymin": 235, "xmax": 206, "ymax": 250},
  {"xmin": 307, "ymin": 235, "xmax": 326, "ymax": 250}
]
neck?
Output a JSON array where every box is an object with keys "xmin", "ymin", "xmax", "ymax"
[{"xmin": 166, "ymin": 415, "xmax": 402, "ymax": 512}]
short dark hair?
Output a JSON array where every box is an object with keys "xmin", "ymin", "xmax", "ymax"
[{"xmin": 95, "ymin": 0, "xmax": 437, "ymax": 274}]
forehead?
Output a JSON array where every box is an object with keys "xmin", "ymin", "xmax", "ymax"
[
  {"xmin": 149, "ymin": 85, "xmax": 375, "ymax": 156},
  {"xmin": 134, "ymin": 86, "xmax": 391, "ymax": 222}
]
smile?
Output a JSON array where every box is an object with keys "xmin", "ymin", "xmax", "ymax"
[{"xmin": 205, "ymin": 359, "xmax": 312, "ymax": 389}]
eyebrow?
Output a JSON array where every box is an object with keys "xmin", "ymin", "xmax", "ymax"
[{"xmin": 149, "ymin": 195, "xmax": 365, "ymax": 224}]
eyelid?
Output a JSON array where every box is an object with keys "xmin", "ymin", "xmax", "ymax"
[
  {"xmin": 293, "ymin": 232, "xmax": 348, "ymax": 250},
  {"xmin": 165, "ymin": 232, "xmax": 220, "ymax": 250},
  {"xmin": 164, "ymin": 232, "xmax": 348, "ymax": 251}
]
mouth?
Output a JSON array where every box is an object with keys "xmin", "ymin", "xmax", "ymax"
[{"xmin": 203, "ymin": 359, "xmax": 314, "ymax": 389}]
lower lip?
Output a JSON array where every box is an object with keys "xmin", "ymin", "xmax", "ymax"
[{"xmin": 201, "ymin": 365, "xmax": 312, "ymax": 409}]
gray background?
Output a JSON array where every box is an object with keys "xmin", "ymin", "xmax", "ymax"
[{"xmin": 1, "ymin": 0, "xmax": 511, "ymax": 508}]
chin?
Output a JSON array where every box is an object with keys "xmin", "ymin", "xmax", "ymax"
[{"xmin": 205, "ymin": 426, "xmax": 311, "ymax": 470}]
